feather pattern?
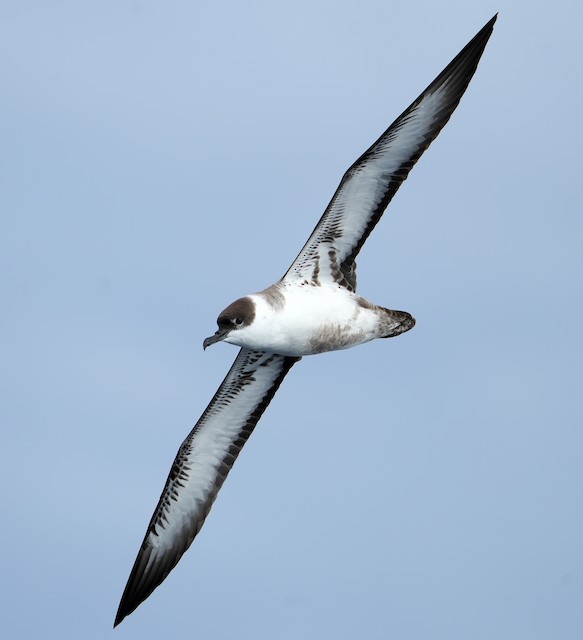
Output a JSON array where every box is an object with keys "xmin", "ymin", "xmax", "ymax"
[
  {"xmin": 282, "ymin": 15, "xmax": 496, "ymax": 291},
  {"xmin": 115, "ymin": 349, "xmax": 300, "ymax": 626}
]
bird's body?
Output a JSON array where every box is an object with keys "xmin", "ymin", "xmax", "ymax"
[
  {"xmin": 115, "ymin": 15, "xmax": 497, "ymax": 627},
  {"xmin": 219, "ymin": 284, "xmax": 414, "ymax": 356}
]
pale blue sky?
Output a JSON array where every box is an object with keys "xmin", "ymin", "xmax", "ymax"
[{"xmin": 2, "ymin": 1, "xmax": 582, "ymax": 639}]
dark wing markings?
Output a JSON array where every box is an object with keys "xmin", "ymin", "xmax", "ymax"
[{"xmin": 115, "ymin": 349, "xmax": 300, "ymax": 626}]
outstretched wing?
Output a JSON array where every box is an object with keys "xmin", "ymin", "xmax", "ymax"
[
  {"xmin": 282, "ymin": 15, "xmax": 496, "ymax": 292},
  {"xmin": 115, "ymin": 349, "xmax": 300, "ymax": 626}
]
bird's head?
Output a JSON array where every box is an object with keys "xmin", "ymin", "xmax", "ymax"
[{"xmin": 203, "ymin": 296, "xmax": 256, "ymax": 350}]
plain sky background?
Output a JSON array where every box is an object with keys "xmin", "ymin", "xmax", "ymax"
[{"xmin": 2, "ymin": 1, "xmax": 582, "ymax": 639}]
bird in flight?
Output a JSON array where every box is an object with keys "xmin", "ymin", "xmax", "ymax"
[{"xmin": 115, "ymin": 15, "xmax": 497, "ymax": 626}]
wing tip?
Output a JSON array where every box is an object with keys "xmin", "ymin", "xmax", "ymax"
[
  {"xmin": 114, "ymin": 571, "xmax": 153, "ymax": 628},
  {"xmin": 114, "ymin": 595, "xmax": 132, "ymax": 627},
  {"xmin": 474, "ymin": 13, "xmax": 498, "ymax": 50},
  {"xmin": 113, "ymin": 541, "xmax": 157, "ymax": 628},
  {"xmin": 113, "ymin": 584, "xmax": 138, "ymax": 628}
]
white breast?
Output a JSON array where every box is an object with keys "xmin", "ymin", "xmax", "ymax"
[{"xmin": 224, "ymin": 285, "xmax": 381, "ymax": 356}]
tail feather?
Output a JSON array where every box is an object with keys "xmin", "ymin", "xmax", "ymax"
[{"xmin": 379, "ymin": 308, "xmax": 416, "ymax": 338}]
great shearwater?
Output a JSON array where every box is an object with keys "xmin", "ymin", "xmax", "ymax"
[{"xmin": 115, "ymin": 15, "xmax": 496, "ymax": 626}]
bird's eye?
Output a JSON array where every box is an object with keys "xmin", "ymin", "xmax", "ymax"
[{"xmin": 234, "ymin": 317, "xmax": 243, "ymax": 326}]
